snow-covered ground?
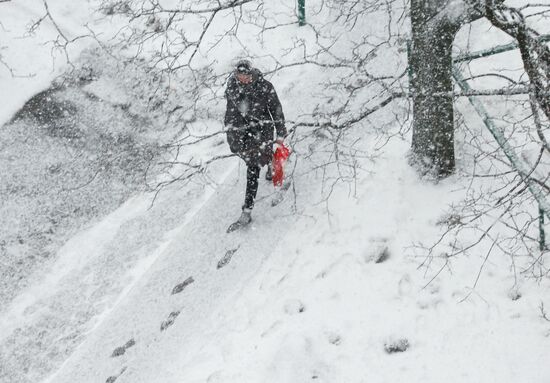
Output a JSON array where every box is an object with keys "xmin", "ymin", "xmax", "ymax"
[
  {"xmin": 42, "ymin": 134, "xmax": 550, "ymax": 383},
  {"xmin": 1, "ymin": 1, "xmax": 549, "ymax": 382}
]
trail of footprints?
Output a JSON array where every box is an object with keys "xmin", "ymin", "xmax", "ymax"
[
  {"xmin": 104, "ymin": 246, "xmax": 240, "ymax": 381},
  {"xmin": 104, "ymin": 241, "xmax": 408, "ymax": 382}
]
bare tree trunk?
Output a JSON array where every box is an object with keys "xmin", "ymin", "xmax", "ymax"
[{"xmin": 409, "ymin": 0, "xmax": 463, "ymax": 178}]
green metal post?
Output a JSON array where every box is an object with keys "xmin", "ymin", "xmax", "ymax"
[
  {"xmin": 455, "ymin": 34, "xmax": 550, "ymax": 63},
  {"xmin": 540, "ymin": 205, "xmax": 547, "ymax": 251},
  {"xmin": 298, "ymin": 0, "xmax": 305, "ymax": 26},
  {"xmin": 453, "ymin": 66, "xmax": 550, "ymax": 219}
]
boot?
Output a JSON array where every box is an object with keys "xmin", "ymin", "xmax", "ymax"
[
  {"xmin": 238, "ymin": 208, "xmax": 252, "ymax": 225},
  {"xmin": 227, "ymin": 208, "xmax": 252, "ymax": 233}
]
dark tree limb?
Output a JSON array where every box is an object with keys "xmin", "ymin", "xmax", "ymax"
[{"xmin": 485, "ymin": 1, "xmax": 550, "ymax": 122}]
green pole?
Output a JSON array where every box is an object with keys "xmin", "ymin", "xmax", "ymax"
[
  {"xmin": 453, "ymin": 66, "xmax": 550, "ymax": 219},
  {"xmin": 298, "ymin": 0, "xmax": 305, "ymax": 26},
  {"xmin": 455, "ymin": 34, "xmax": 550, "ymax": 63},
  {"xmin": 540, "ymin": 204, "xmax": 547, "ymax": 251}
]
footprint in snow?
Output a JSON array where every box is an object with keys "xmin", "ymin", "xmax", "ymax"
[
  {"xmin": 111, "ymin": 338, "xmax": 136, "ymax": 357},
  {"xmin": 284, "ymin": 299, "xmax": 305, "ymax": 315},
  {"xmin": 160, "ymin": 311, "xmax": 180, "ymax": 332},
  {"xmin": 171, "ymin": 276, "xmax": 194, "ymax": 295},
  {"xmin": 105, "ymin": 367, "xmax": 127, "ymax": 383},
  {"xmin": 217, "ymin": 246, "xmax": 239, "ymax": 269},
  {"xmin": 508, "ymin": 289, "xmax": 522, "ymax": 301},
  {"xmin": 327, "ymin": 332, "xmax": 342, "ymax": 346},
  {"xmin": 384, "ymin": 337, "xmax": 410, "ymax": 354},
  {"xmin": 363, "ymin": 237, "xmax": 391, "ymax": 263}
]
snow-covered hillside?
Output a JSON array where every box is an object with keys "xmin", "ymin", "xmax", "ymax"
[
  {"xmin": 1, "ymin": 1, "xmax": 549, "ymax": 383},
  {"xmin": 42, "ymin": 136, "xmax": 550, "ymax": 383}
]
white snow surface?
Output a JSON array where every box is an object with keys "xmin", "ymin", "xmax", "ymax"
[
  {"xmin": 44, "ymin": 140, "xmax": 550, "ymax": 383},
  {"xmin": 1, "ymin": 0, "xmax": 549, "ymax": 382}
]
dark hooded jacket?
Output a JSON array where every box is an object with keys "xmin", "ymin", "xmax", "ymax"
[{"xmin": 224, "ymin": 68, "xmax": 286, "ymax": 166}]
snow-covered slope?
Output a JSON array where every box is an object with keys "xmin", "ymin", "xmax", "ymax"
[
  {"xmin": 31, "ymin": 130, "xmax": 550, "ymax": 383},
  {"xmin": 1, "ymin": 1, "xmax": 549, "ymax": 382}
]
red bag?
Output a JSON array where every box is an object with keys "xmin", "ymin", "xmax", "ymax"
[{"xmin": 272, "ymin": 143, "xmax": 290, "ymax": 187}]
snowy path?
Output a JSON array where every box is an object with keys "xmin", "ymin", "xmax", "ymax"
[
  {"xmin": 40, "ymin": 158, "xmax": 299, "ymax": 383},
  {"xmin": 0, "ymin": 155, "xmax": 235, "ymax": 382}
]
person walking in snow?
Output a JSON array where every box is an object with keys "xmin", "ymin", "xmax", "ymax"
[{"xmin": 224, "ymin": 59, "xmax": 287, "ymax": 232}]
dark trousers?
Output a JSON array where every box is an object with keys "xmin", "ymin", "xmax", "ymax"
[{"xmin": 243, "ymin": 164, "xmax": 261, "ymax": 210}]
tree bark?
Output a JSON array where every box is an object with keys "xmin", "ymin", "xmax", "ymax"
[{"xmin": 410, "ymin": 0, "xmax": 464, "ymax": 178}]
